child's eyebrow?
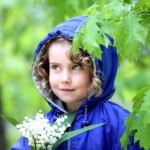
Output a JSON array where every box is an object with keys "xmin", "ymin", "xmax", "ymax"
[
  {"xmin": 49, "ymin": 62, "xmax": 60, "ymax": 65},
  {"xmin": 49, "ymin": 62, "xmax": 78, "ymax": 65}
]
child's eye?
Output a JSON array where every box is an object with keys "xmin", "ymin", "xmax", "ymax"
[
  {"xmin": 72, "ymin": 64, "xmax": 82, "ymax": 70},
  {"xmin": 51, "ymin": 65, "xmax": 60, "ymax": 70}
]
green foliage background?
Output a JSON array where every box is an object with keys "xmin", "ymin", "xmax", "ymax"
[{"xmin": 0, "ymin": 0, "xmax": 150, "ymax": 149}]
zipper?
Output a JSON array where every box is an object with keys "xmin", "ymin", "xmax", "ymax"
[
  {"xmin": 67, "ymin": 127, "xmax": 71, "ymax": 150},
  {"xmin": 67, "ymin": 139, "xmax": 71, "ymax": 150}
]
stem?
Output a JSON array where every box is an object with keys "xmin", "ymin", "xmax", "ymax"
[
  {"xmin": 30, "ymin": 146, "xmax": 37, "ymax": 150},
  {"xmin": 134, "ymin": 11, "xmax": 150, "ymax": 15},
  {"xmin": 30, "ymin": 135, "xmax": 38, "ymax": 150}
]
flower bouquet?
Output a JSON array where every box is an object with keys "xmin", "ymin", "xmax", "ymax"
[{"xmin": 1, "ymin": 110, "xmax": 104, "ymax": 150}]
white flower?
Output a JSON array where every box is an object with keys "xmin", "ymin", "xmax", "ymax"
[
  {"xmin": 16, "ymin": 110, "xmax": 71, "ymax": 150},
  {"xmin": 67, "ymin": 123, "xmax": 71, "ymax": 128}
]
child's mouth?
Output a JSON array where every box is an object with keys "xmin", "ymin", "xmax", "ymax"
[{"xmin": 60, "ymin": 88, "xmax": 75, "ymax": 92}]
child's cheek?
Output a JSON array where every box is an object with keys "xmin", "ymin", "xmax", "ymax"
[{"xmin": 49, "ymin": 73, "xmax": 59, "ymax": 88}]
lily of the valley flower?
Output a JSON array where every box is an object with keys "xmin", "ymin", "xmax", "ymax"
[{"xmin": 16, "ymin": 110, "xmax": 70, "ymax": 150}]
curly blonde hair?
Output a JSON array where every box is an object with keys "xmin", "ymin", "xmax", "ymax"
[{"xmin": 33, "ymin": 37, "xmax": 102, "ymax": 98}]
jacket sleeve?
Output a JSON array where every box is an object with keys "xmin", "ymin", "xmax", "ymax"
[{"xmin": 10, "ymin": 136, "xmax": 30, "ymax": 150}]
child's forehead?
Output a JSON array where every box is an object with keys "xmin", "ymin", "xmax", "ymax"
[
  {"xmin": 49, "ymin": 40, "xmax": 71, "ymax": 51},
  {"xmin": 51, "ymin": 41, "xmax": 71, "ymax": 48},
  {"xmin": 48, "ymin": 39, "xmax": 72, "ymax": 52},
  {"xmin": 48, "ymin": 42, "xmax": 72, "ymax": 61},
  {"xmin": 49, "ymin": 38, "xmax": 72, "ymax": 47}
]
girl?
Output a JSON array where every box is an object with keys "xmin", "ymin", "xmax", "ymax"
[{"xmin": 11, "ymin": 16, "xmax": 141, "ymax": 150}]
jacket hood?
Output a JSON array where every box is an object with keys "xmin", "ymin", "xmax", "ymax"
[{"xmin": 32, "ymin": 16, "xmax": 118, "ymax": 113}]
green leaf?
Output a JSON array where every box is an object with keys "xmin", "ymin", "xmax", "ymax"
[
  {"xmin": 103, "ymin": 0, "xmax": 126, "ymax": 18},
  {"xmin": 132, "ymin": 86, "xmax": 150, "ymax": 110},
  {"xmin": 134, "ymin": 124, "xmax": 150, "ymax": 150},
  {"xmin": 73, "ymin": 15, "xmax": 106, "ymax": 59},
  {"xmin": 81, "ymin": 15, "xmax": 105, "ymax": 59},
  {"xmin": 86, "ymin": 3, "xmax": 99, "ymax": 15},
  {"xmin": 120, "ymin": 86, "xmax": 150, "ymax": 150},
  {"xmin": 143, "ymin": 110, "xmax": 150, "ymax": 126},
  {"xmin": 130, "ymin": 111, "xmax": 146, "ymax": 130},
  {"xmin": 140, "ymin": 89, "xmax": 150, "ymax": 111},
  {"xmin": 123, "ymin": 0, "xmax": 132, "ymax": 4},
  {"xmin": 73, "ymin": 1, "xmax": 149, "ymax": 63},
  {"xmin": 133, "ymin": 0, "xmax": 150, "ymax": 12},
  {"xmin": 146, "ymin": 29, "xmax": 150, "ymax": 50},
  {"xmin": 114, "ymin": 11, "xmax": 146, "ymax": 61},
  {"xmin": 30, "ymin": 146, "xmax": 37, "ymax": 150},
  {"xmin": 120, "ymin": 113, "xmax": 135, "ymax": 149},
  {"xmin": 72, "ymin": 31, "xmax": 83, "ymax": 55},
  {"xmin": 66, "ymin": 112, "xmax": 76, "ymax": 124},
  {"xmin": 53, "ymin": 123, "xmax": 105, "ymax": 150},
  {"xmin": 0, "ymin": 114, "xmax": 20, "ymax": 126},
  {"xmin": 140, "ymin": 14, "xmax": 150, "ymax": 28}
]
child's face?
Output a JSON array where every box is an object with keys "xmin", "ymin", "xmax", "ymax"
[{"xmin": 48, "ymin": 42, "xmax": 91, "ymax": 112}]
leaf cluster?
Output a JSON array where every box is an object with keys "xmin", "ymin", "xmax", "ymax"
[
  {"xmin": 120, "ymin": 86, "xmax": 150, "ymax": 150},
  {"xmin": 73, "ymin": 0, "xmax": 150, "ymax": 62}
]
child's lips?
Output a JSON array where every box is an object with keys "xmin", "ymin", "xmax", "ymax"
[{"xmin": 60, "ymin": 88, "xmax": 75, "ymax": 92}]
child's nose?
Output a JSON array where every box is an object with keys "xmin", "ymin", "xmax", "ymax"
[{"xmin": 61, "ymin": 70, "xmax": 71, "ymax": 84}]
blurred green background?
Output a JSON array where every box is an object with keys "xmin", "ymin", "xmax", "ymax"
[{"xmin": 0, "ymin": 0, "xmax": 150, "ymax": 149}]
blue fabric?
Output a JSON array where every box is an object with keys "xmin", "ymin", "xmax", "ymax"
[
  {"xmin": 11, "ymin": 137, "xmax": 30, "ymax": 150},
  {"xmin": 11, "ymin": 16, "xmax": 142, "ymax": 150}
]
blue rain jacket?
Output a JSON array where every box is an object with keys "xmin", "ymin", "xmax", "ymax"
[{"xmin": 11, "ymin": 16, "xmax": 142, "ymax": 150}]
